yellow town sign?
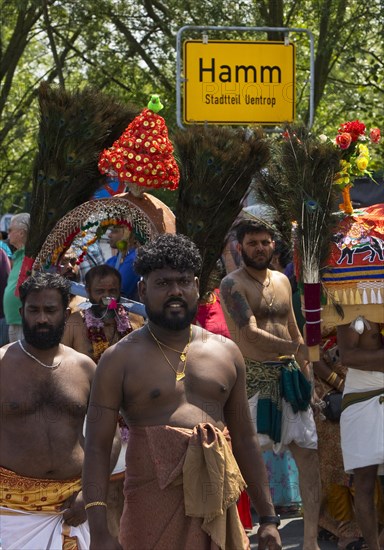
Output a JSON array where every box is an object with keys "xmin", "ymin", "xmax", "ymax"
[{"xmin": 183, "ymin": 40, "xmax": 296, "ymax": 125}]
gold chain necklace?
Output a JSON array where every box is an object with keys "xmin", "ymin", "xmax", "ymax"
[
  {"xmin": 245, "ymin": 269, "xmax": 276, "ymax": 308},
  {"xmin": 18, "ymin": 340, "xmax": 62, "ymax": 369},
  {"xmin": 148, "ymin": 335, "xmax": 187, "ymax": 359},
  {"xmin": 147, "ymin": 325, "xmax": 193, "ymax": 381}
]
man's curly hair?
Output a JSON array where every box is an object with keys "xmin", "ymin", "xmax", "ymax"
[
  {"xmin": 19, "ymin": 272, "xmax": 71, "ymax": 310},
  {"xmin": 134, "ymin": 233, "xmax": 202, "ymax": 277}
]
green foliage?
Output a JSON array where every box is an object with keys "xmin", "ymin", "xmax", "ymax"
[{"xmin": 1, "ymin": 0, "xmax": 383, "ymax": 214}]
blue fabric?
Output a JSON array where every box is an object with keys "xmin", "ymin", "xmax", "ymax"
[
  {"xmin": 0, "ymin": 241, "xmax": 12, "ymax": 258},
  {"xmin": 106, "ymin": 248, "xmax": 140, "ymax": 300},
  {"xmin": 263, "ymin": 450, "xmax": 301, "ymax": 506}
]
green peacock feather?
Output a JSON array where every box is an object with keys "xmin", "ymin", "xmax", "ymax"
[
  {"xmin": 173, "ymin": 125, "xmax": 270, "ymax": 296},
  {"xmin": 255, "ymin": 125, "xmax": 341, "ymax": 283},
  {"xmin": 26, "ymin": 82, "xmax": 139, "ymax": 261}
]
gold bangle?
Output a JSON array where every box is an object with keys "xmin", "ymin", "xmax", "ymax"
[
  {"xmin": 336, "ymin": 378, "xmax": 344, "ymax": 390},
  {"xmin": 294, "ymin": 342, "xmax": 301, "ymax": 355},
  {"xmin": 326, "ymin": 372, "xmax": 337, "ymax": 385},
  {"xmin": 85, "ymin": 501, "xmax": 107, "ymax": 510}
]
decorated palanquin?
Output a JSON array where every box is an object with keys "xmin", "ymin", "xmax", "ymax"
[
  {"xmin": 321, "ymin": 203, "xmax": 384, "ymax": 328},
  {"xmin": 32, "ymin": 192, "xmax": 176, "ymax": 273}
]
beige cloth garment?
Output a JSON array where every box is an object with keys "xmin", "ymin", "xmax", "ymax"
[{"xmin": 183, "ymin": 423, "xmax": 247, "ymax": 550}]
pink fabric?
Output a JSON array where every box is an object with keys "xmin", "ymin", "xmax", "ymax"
[{"xmin": 196, "ymin": 289, "xmax": 231, "ymax": 339}]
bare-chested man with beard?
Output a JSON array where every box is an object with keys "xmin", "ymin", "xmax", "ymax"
[
  {"xmin": 220, "ymin": 220, "xmax": 321, "ymax": 550},
  {"xmin": 83, "ymin": 233, "xmax": 281, "ymax": 550},
  {"xmin": 0, "ymin": 273, "xmax": 95, "ymax": 549}
]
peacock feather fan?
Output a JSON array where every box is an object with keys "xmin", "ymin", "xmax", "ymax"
[
  {"xmin": 276, "ymin": 125, "xmax": 341, "ymax": 283},
  {"xmin": 173, "ymin": 125, "xmax": 270, "ymax": 297},
  {"xmin": 255, "ymin": 126, "xmax": 341, "ymax": 282},
  {"xmin": 252, "ymin": 138, "xmax": 293, "ymax": 246},
  {"xmin": 26, "ymin": 82, "xmax": 139, "ymax": 263}
]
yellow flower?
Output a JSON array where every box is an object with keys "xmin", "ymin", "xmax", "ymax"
[
  {"xmin": 334, "ymin": 171, "xmax": 350, "ymax": 186},
  {"xmin": 356, "ymin": 155, "xmax": 369, "ymax": 171},
  {"xmin": 358, "ymin": 144, "xmax": 369, "ymax": 156}
]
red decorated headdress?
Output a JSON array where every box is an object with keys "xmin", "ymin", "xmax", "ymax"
[{"xmin": 98, "ymin": 95, "xmax": 179, "ymax": 195}]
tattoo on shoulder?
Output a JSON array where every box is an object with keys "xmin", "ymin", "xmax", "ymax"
[{"xmin": 221, "ymin": 278, "xmax": 250, "ymax": 329}]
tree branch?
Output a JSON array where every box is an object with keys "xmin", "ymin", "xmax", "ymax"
[
  {"xmin": 52, "ymin": 27, "xmax": 133, "ymax": 93},
  {"xmin": 109, "ymin": 14, "xmax": 173, "ymax": 93},
  {"xmin": 0, "ymin": 4, "xmax": 44, "ymax": 117},
  {"xmin": 41, "ymin": 0, "xmax": 65, "ymax": 87}
]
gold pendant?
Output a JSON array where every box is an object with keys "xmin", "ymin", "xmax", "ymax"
[
  {"xmin": 176, "ymin": 371, "xmax": 185, "ymax": 381},
  {"xmin": 180, "ymin": 353, "xmax": 186, "ymax": 362}
]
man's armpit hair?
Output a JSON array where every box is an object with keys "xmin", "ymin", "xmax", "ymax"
[{"xmin": 221, "ymin": 278, "xmax": 250, "ymax": 329}]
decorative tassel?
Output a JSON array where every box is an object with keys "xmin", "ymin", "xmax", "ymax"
[
  {"xmin": 370, "ymin": 289, "xmax": 377, "ymax": 304},
  {"xmin": 342, "ymin": 289, "xmax": 348, "ymax": 304},
  {"xmin": 378, "ymin": 288, "xmax": 383, "ymax": 304},
  {"xmin": 349, "ymin": 289, "xmax": 355, "ymax": 305},
  {"xmin": 362, "ymin": 288, "xmax": 368, "ymax": 304},
  {"xmin": 355, "ymin": 289, "xmax": 362, "ymax": 304}
]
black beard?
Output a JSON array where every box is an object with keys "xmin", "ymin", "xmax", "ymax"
[
  {"xmin": 62, "ymin": 270, "xmax": 80, "ymax": 282},
  {"xmin": 145, "ymin": 302, "xmax": 198, "ymax": 331},
  {"xmin": 22, "ymin": 319, "xmax": 66, "ymax": 349},
  {"xmin": 241, "ymin": 249, "xmax": 273, "ymax": 271}
]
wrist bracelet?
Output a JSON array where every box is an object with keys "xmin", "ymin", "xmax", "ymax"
[
  {"xmin": 326, "ymin": 372, "xmax": 337, "ymax": 385},
  {"xmin": 259, "ymin": 515, "xmax": 281, "ymax": 527},
  {"xmin": 294, "ymin": 342, "xmax": 301, "ymax": 356},
  {"xmin": 85, "ymin": 501, "xmax": 107, "ymax": 510}
]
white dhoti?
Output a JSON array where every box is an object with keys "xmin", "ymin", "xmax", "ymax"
[
  {"xmin": 340, "ymin": 369, "xmax": 384, "ymax": 474},
  {"xmin": 0, "ymin": 508, "xmax": 90, "ymax": 550},
  {"xmin": 249, "ymin": 392, "xmax": 318, "ymax": 454},
  {"xmin": 0, "ymin": 466, "xmax": 90, "ymax": 550}
]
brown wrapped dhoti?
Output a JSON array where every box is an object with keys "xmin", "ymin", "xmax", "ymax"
[{"xmin": 120, "ymin": 423, "xmax": 250, "ymax": 550}]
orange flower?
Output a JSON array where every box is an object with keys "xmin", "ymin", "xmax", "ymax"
[
  {"xmin": 370, "ymin": 127, "xmax": 381, "ymax": 144},
  {"xmin": 335, "ymin": 132, "xmax": 352, "ymax": 150}
]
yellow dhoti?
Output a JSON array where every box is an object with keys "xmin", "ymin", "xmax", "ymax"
[{"xmin": 0, "ymin": 466, "xmax": 90, "ymax": 550}]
